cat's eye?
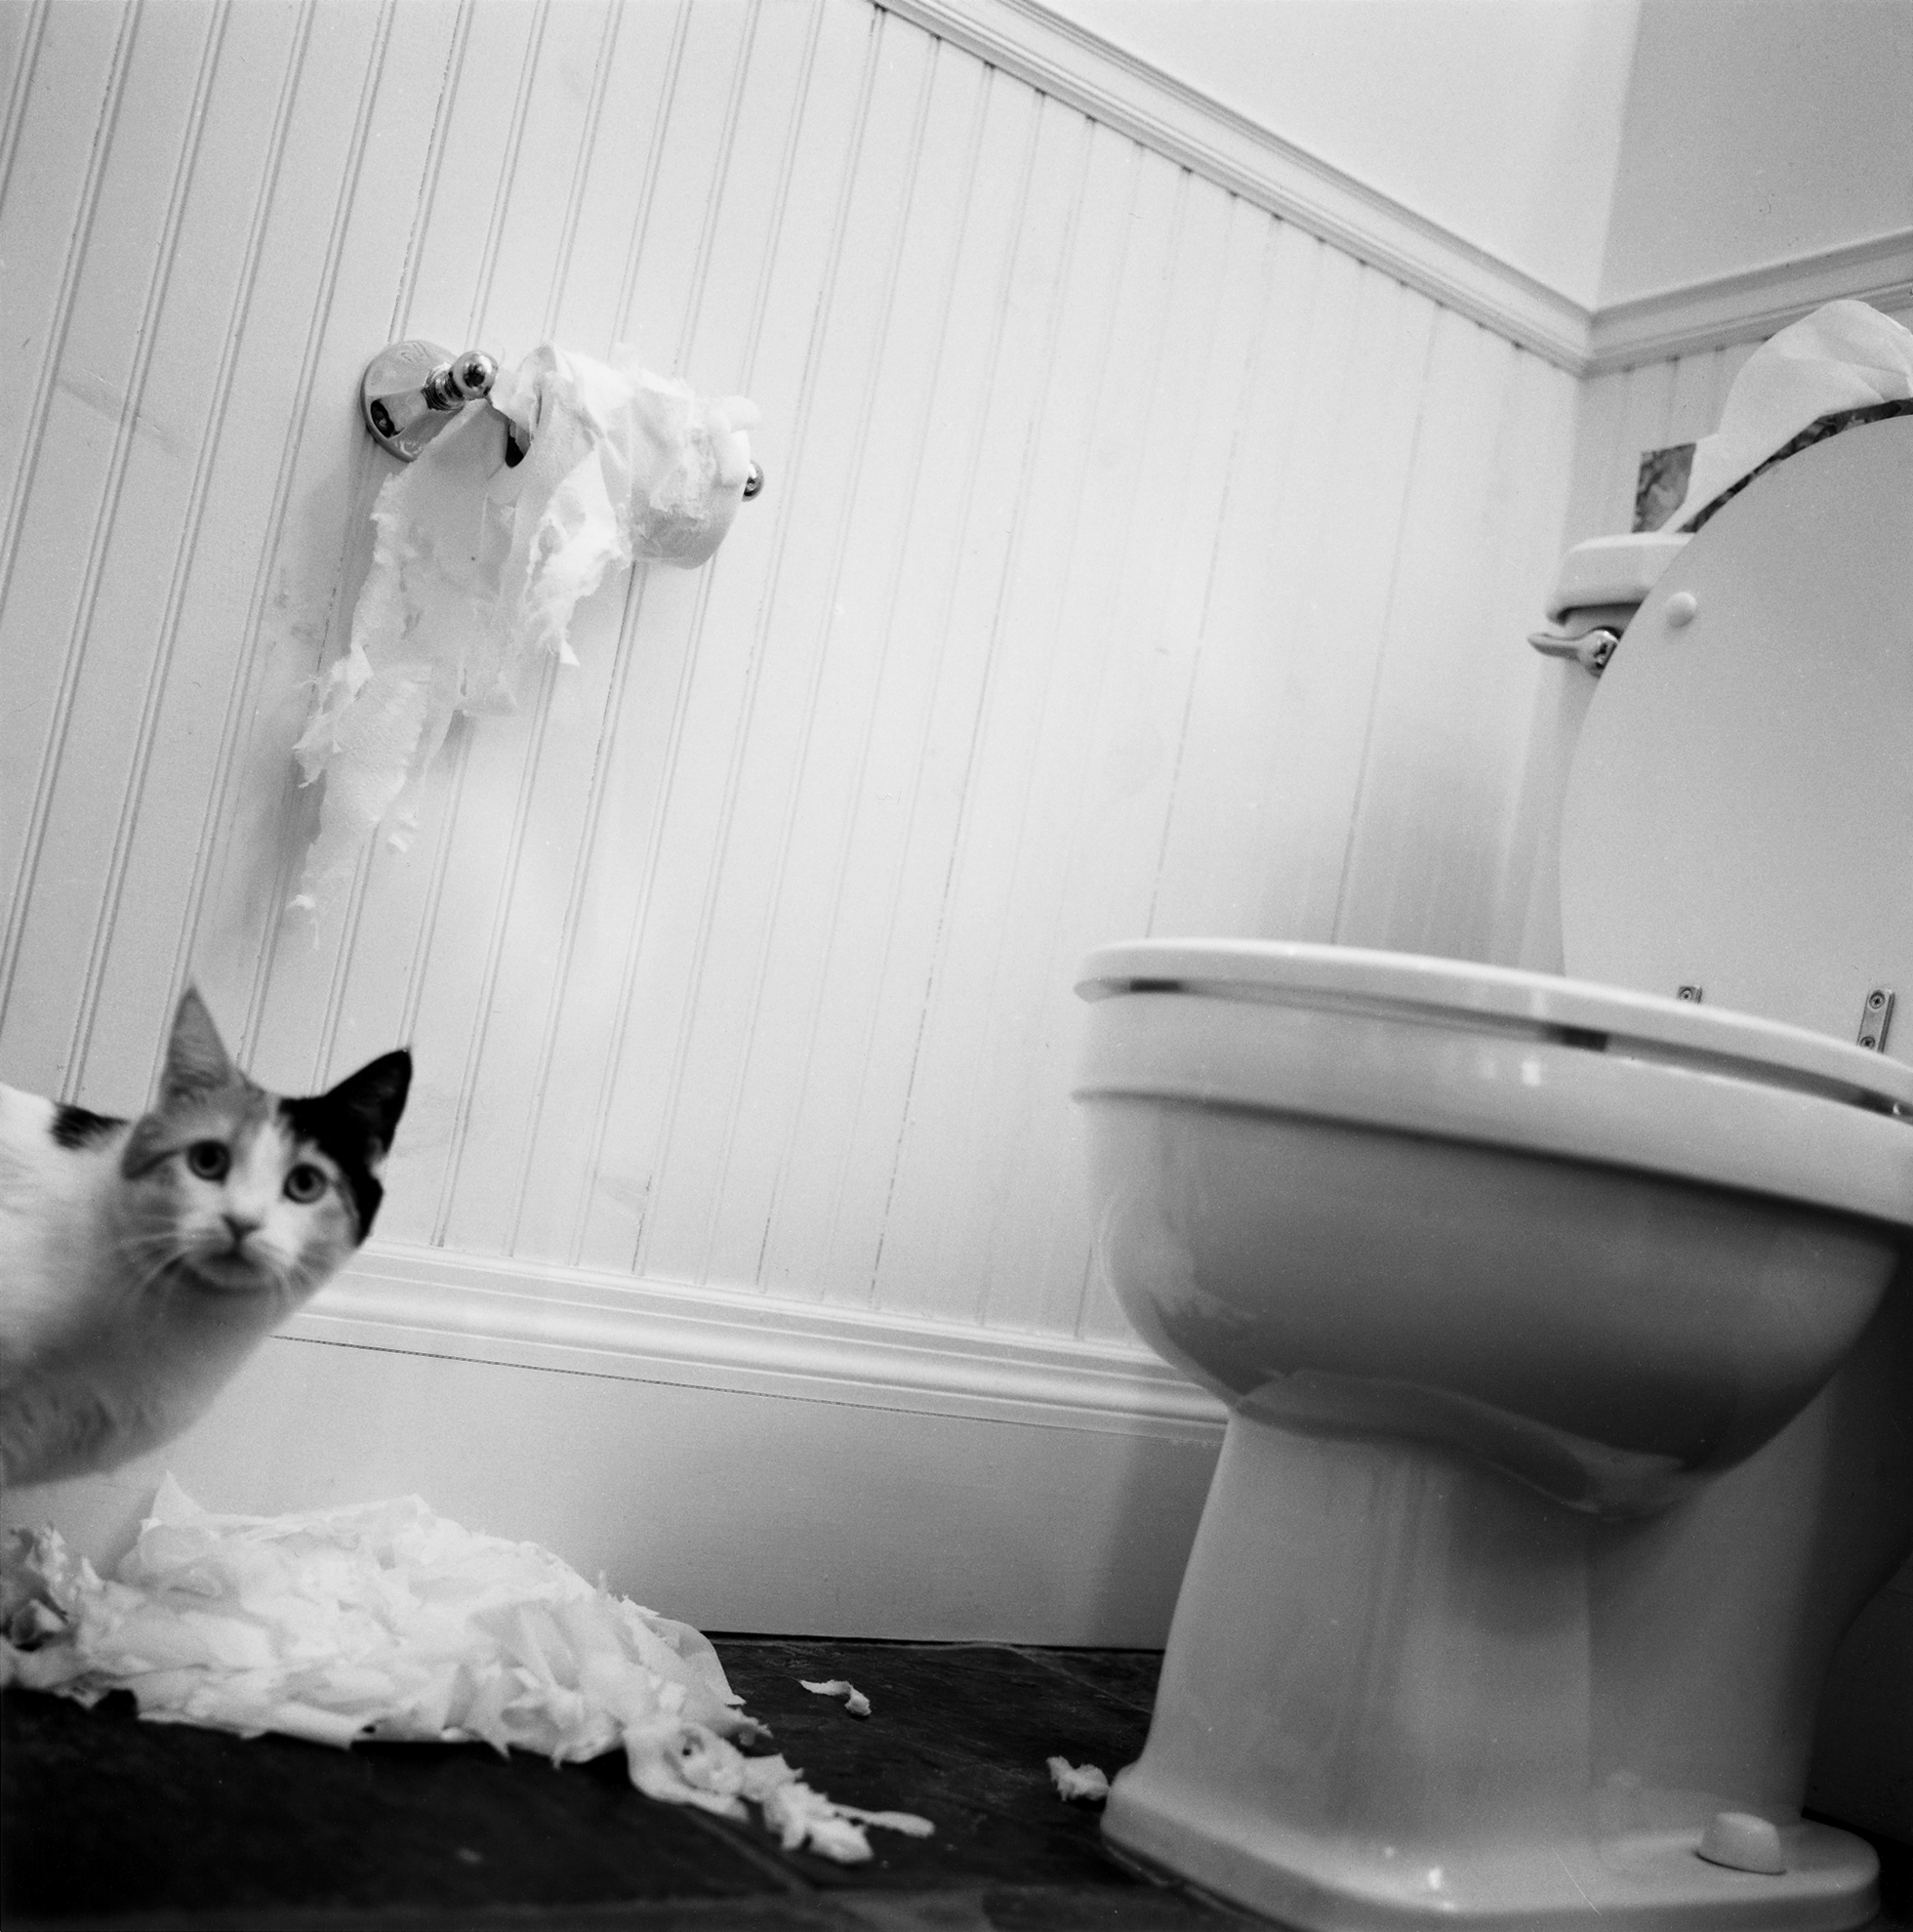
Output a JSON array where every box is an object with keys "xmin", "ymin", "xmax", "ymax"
[
  {"xmin": 284, "ymin": 1164, "xmax": 327, "ymax": 1204},
  {"xmin": 184, "ymin": 1140, "xmax": 229, "ymax": 1181}
]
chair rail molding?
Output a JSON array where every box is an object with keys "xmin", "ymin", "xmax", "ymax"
[{"xmin": 882, "ymin": 0, "xmax": 1913, "ymax": 377}]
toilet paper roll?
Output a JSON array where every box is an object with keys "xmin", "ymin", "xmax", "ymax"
[{"xmin": 290, "ymin": 346, "xmax": 758, "ymax": 915}]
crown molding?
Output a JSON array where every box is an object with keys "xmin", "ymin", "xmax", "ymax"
[
  {"xmin": 1585, "ymin": 231, "xmax": 1913, "ymax": 373},
  {"xmin": 876, "ymin": 0, "xmax": 1913, "ymax": 378},
  {"xmin": 292, "ymin": 1241, "xmax": 1229, "ymax": 1441},
  {"xmin": 875, "ymin": 0, "xmax": 1594, "ymax": 372}
]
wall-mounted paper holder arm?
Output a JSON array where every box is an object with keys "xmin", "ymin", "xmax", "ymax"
[
  {"xmin": 359, "ymin": 338, "xmax": 764, "ymax": 498},
  {"xmin": 361, "ymin": 341, "xmax": 503, "ymax": 461}
]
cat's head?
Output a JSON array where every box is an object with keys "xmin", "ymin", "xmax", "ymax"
[{"xmin": 118, "ymin": 990, "xmax": 411, "ymax": 1300}]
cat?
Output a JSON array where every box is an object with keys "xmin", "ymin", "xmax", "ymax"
[{"xmin": 0, "ymin": 988, "xmax": 409, "ymax": 1489}]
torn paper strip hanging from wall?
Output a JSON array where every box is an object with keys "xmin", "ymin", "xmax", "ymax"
[
  {"xmin": 290, "ymin": 346, "xmax": 759, "ymax": 916},
  {"xmin": 1, "ymin": 1477, "xmax": 932, "ymax": 1863}
]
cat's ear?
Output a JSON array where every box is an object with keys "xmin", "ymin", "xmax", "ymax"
[
  {"xmin": 160, "ymin": 987, "xmax": 237, "ymax": 1105},
  {"xmin": 320, "ymin": 1049, "xmax": 412, "ymax": 1167}
]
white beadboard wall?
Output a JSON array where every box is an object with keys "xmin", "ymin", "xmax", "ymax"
[
  {"xmin": 0, "ymin": 0, "xmax": 1579, "ymax": 1632},
  {"xmin": 34, "ymin": 0, "xmax": 1902, "ymax": 1639},
  {"xmin": 1, "ymin": 0, "xmax": 1574, "ymax": 1325}
]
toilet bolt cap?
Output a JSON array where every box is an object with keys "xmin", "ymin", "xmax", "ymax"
[{"xmin": 1697, "ymin": 1810, "xmax": 1786, "ymax": 1874}]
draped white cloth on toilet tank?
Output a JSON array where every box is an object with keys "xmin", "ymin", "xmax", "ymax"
[
  {"xmin": 290, "ymin": 346, "xmax": 759, "ymax": 916},
  {"xmin": 1667, "ymin": 299, "xmax": 1913, "ymax": 530}
]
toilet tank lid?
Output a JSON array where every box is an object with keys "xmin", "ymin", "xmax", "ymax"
[
  {"xmin": 1544, "ymin": 532, "xmax": 1689, "ymax": 622},
  {"xmin": 1077, "ymin": 940, "xmax": 1913, "ymax": 1116}
]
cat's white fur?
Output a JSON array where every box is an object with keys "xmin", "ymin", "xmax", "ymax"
[{"xmin": 0, "ymin": 990, "xmax": 408, "ymax": 1488}]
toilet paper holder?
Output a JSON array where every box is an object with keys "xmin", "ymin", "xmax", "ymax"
[{"xmin": 360, "ymin": 338, "xmax": 765, "ymax": 498}]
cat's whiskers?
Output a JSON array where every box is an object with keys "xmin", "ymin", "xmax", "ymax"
[
  {"xmin": 90, "ymin": 1239, "xmax": 196, "ymax": 1324},
  {"xmin": 105, "ymin": 1225, "xmax": 194, "ymax": 1285}
]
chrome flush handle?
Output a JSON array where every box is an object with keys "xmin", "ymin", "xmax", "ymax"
[{"xmin": 1526, "ymin": 627, "xmax": 1619, "ymax": 675}]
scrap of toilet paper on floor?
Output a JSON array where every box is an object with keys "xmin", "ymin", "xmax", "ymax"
[
  {"xmin": 1666, "ymin": 299, "xmax": 1913, "ymax": 532},
  {"xmin": 1048, "ymin": 1757, "xmax": 1109, "ymax": 1801},
  {"xmin": 289, "ymin": 344, "xmax": 759, "ymax": 917},
  {"xmin": 801, "ymin": 1677, "xmax": 871, "ymax": 1717},
  {"xmin": 0, "ymin": 1476, "xmax": 929, "ymax": 1865}
]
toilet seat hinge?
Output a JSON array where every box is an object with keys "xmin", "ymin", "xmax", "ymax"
[
  {"xmin": 1856, "ymin": 988, "xmax": 1895, "ymax": 1053},
  {"xmin": 1676, "ymin": 985, "xmax": 1703, "ymax": 1004}
]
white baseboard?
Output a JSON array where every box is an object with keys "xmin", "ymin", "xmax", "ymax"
[
  {"xmin": 296, "ymin": 1240, "xmax": 1228, "ymax": 1440},
  {"xmin": 7, "ymin": 1252, "xmax": 1229, "ymax": 1642}
]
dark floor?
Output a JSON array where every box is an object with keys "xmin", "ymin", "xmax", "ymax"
[
  {"xmin": 3, "ymin": 1639, "xmax": 1908, "ymax": 1931},
  {"xmin": 3, "ymin": 1639, "xmax": 1236, "ymax": 1931}
]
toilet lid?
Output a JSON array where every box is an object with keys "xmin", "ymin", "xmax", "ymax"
[{"xmin": 1558, "ymin": 418, "xmax": 1913, "ymax": 1063}]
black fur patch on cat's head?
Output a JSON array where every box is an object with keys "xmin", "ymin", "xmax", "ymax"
[
  {"xmin": 51, "ymin": 1103, "xmax": 125, "ymax": 1150},
  {"xmin": 279, "ymin": 1049, "xmax": 412, "ymax": 1242}
]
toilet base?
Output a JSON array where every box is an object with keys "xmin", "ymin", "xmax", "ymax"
[
  {"xmin": 1105, "ymin": 1773, "xmax": 1879, "ymax": 1929},
  {"xmin": 1111, "ymin": 1412, "xmax": 1886, "ymax": 1930}
]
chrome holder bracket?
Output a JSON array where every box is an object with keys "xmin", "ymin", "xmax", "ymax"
[{"xmin": 362, "ymin": 340, "xmax": 500, "ymax": 461}]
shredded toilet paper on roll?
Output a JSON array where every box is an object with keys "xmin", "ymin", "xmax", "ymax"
[
  {"xmin": 290, "ymin": 345, "xmax": 758, "ymax": 916},
  {"xmin": 0, "ymin": 1477, "xmax": 929, "ymax": 1864}
]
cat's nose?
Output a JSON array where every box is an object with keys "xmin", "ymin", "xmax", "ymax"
[{"xmin": 222, "ymin": 1213, "xmax": 261, "ymax": 1246}]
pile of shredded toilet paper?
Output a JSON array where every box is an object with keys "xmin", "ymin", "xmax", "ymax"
[
  {"xmin": 0, "ymin": 1477, "xmax": 929, "ymax": 1865},
  {"xmin": 290, "ymin": 344, "xmax": 759, "ymax": 916}
]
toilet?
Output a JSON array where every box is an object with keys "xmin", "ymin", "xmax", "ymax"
[{"xmin": 1073, "ymin": 415, "xmax": 1913, "ymax": 1929}]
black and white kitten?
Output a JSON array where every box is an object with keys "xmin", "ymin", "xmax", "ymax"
[{"xmin": 0, "ymin": 989, "xmax": 409, "ymax": 1488}]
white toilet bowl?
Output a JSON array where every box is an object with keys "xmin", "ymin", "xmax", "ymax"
[{"xmin": 1075, "ymin": 416, "xmax": 1913, "ymax": 1929}]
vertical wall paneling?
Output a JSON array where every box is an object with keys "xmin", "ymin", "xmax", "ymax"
[
  {"xmin": 2, "ymin": 0, "xmax": 219, "ymax": 1089},
  {"xmin": 0, "ymin": 0, "xmax": 110, "ymax": 1040},
  {"xmin": 4, "ymin": 1, "xmax": 1582, "ymax": 1393},
  {"xmin": 168, "ymin": 0, "xmax": 464, "ymax": 1092},
  {"xmin": 1333, "ymin": 317, "xmax": 1577, "ymax": 965},
  {"xmin": 626, "ymin": 6, "xmax": 894, "ymax": 1293}
]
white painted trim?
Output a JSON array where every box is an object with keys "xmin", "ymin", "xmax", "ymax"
[
  {"xmin": 875, "ymin": 0, "xmax": 1594, "ymax": 371},
  {"xmin": 1586, "ymin": 231, "xmax": 1913, "ymax": 373},
  {"xmin": 876, "ymin": 0, "xmax": 1913, "ymax": 375},
  {"xmin": 293, "ymin": 1241, "xmax": 1229, "ymax": 1441}
]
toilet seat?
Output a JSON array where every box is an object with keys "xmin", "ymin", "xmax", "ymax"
[
  {"xmin": 1560, "ymin": 418, "xmax": 1913, "ymax": 1056},
  {"xmin": 1077, "ymin": 939, "xmax": 1913, "ymax": 1225},
  {"xmin": 1079, "ymin": 938, "xmax": 1913, "ymax": 1114}
]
